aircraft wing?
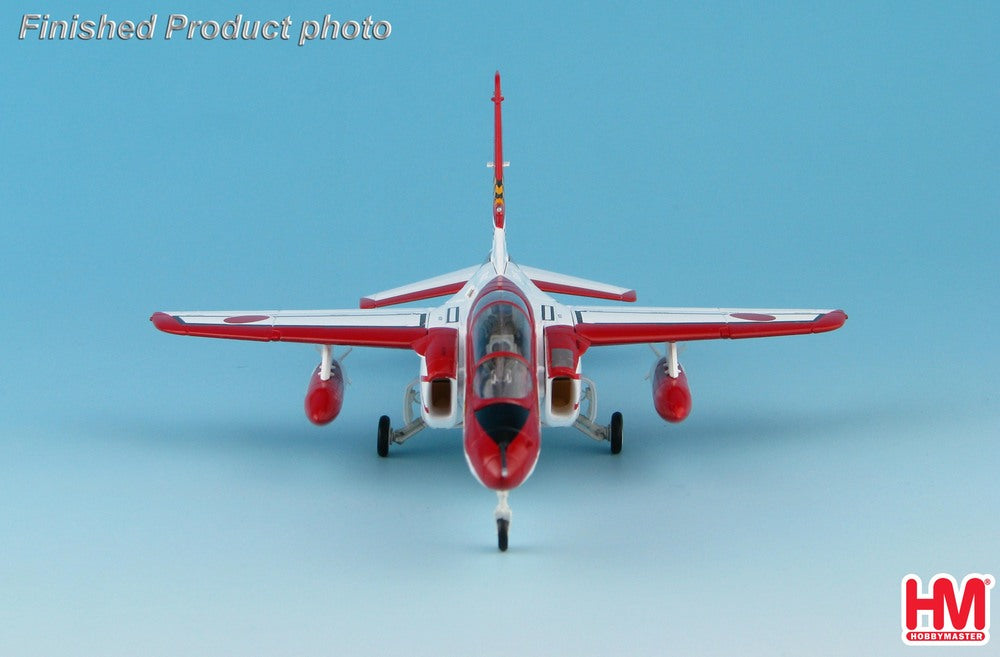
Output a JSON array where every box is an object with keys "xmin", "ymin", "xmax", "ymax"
[
  {"xmin": 150, "ymin": 308, "xmax": 432, "ymax": 348},
  {"xmin": 571, "ymin": 307, "xmax": 847, "ymax": 345}
]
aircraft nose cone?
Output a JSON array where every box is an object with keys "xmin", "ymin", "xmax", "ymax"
[
  {"xmin": 465, "ymin": 402, "xmax": 539, "ymax": 490},
  {"xmin": 474, "ymin": 402, "xmax": 529, "ymax": 448}
]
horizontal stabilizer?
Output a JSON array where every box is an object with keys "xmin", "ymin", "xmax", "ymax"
[
  {"xmin": 360, "ymin": 265, "xmax": 480, "ymax": 308},
  {"xmin": 518, "ymin": 264, "xmax": 636, "ymax": 303}
]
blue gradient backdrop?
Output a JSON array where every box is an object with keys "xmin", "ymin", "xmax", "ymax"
[{"xmin": 2, "ymin": 2, "xmax": 998, "ymax": 655}]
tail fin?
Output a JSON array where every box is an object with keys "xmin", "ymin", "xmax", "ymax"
[
  {"xmin": 488, "ymin": 72, "xmax": 509, "ymax": 274},
  {"xmin": 491, "ymin": 71, "xmax": 505, "ymax": 230}
]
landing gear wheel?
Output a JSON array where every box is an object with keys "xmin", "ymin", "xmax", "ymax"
[
  {"xmin": 377, "ymin": 415, "xmax": 391, "ymax": 458},
  {"xmin": 497, "ymin": 518, "xmax": 509, "ymax": 552},
  {"xmin": 609, "ymin": 411, "xmax": 623, "ymax": 454}
]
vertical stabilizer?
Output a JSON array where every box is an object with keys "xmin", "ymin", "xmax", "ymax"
[
  {"xmin": 491, "ymin": 71, "xmax": 505, "ymax": 230},
  {"xmin": 490, "ymin": 72, "xmax": 508, "ymax": 274}
]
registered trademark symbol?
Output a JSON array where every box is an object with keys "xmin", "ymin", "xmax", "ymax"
[{"xmin": 987, "ymin": 578, "xmax": 993, "ymax": 586}]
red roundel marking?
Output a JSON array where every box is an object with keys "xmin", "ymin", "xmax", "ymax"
[
  {"xmin": 730, "ymin": 312, "xmax": 776, "ymax": 322},
  {"xmin": 224, "ymin": 314, "xmax": 270, "ymax": 324}
]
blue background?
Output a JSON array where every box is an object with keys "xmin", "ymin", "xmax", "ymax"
[{"xmin": 2, "ymin": 2, "xmax": 997, "ymax": 655}]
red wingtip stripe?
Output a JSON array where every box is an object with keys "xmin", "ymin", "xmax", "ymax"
[
  {"xmin": 813, "ymin": 309, "xmax": 848, "ymax": 333},
  {"xmin": 151, "ymin": 311, "xmax": 274, "ymax": 341},
  {"xmin": 150, "ymin": 311, "xmax": 183, "ymax": 334}
]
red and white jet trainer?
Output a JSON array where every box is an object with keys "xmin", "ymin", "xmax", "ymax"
[{"xmin": 152, "ymin": 72, "xmax": 846, "ymax": 551}]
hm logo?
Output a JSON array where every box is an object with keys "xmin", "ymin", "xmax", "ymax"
[{"xmin": 901, "ymin": 573, "xmax": 993, "ymax": 646}]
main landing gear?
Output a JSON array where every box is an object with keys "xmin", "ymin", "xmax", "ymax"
[
  {"xmin": 609, "ymin": 411, "xmax": 623, "ymax": 454},
  {"xmin": 375, "ymin": 379, "xmax": 426, "ymax": 457},
  {"xmin": 572, "ymin": 377, "xmax": 624, "ymax": 454}
]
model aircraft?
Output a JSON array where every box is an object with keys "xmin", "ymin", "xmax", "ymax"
[{"xmin": 151, "ymin": 72, "xmax": 847, "ymax": 550}]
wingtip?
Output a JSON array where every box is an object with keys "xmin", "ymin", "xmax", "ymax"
[
  {"xmin": 359, "ymin": 297, "xmax": 377, "ymax": 309},
  {"xmin": 815, "ymin": 309, "xmax": 848, "ymax": 333},
  {"xmin": 622, "ymin": 290, "xmax": 638, "ymax": 303},
  {"xmin": 150, "ymin": 311, "xmax": 185, "ymax": 335}
]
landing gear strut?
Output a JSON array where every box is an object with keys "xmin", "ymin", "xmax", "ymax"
[
  {"xmin": 572, "ymin": 377, "xmax": 624, "ymax": 454},
  {"xmin": 494, "ymin": 490, "xmax": 512, "ymax": 552},
  {"xmin": 375, "ymin": 379, "xmax": 427, "ymax": 457}
]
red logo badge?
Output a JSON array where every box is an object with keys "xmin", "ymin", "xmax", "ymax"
[{"xmin": 901, "ymin": 573, "xmax": 993, "ymax": 646}]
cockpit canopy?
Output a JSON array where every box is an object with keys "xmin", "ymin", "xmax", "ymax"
[
  {"xmin": 470, "ymin": 290, "xmax": 533, "ymax": 400},
  {"xmin": 472, "ymin": 291, "xmax": 531, "ymax": 361},
  {"xmin": 473, "ymin": 356, "xmax": 532, "ymax": 400}
]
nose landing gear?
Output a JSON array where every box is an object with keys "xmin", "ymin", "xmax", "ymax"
[{"xmin": 494, "ymin": 490, "xmax": 512, "ymax": 551}]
